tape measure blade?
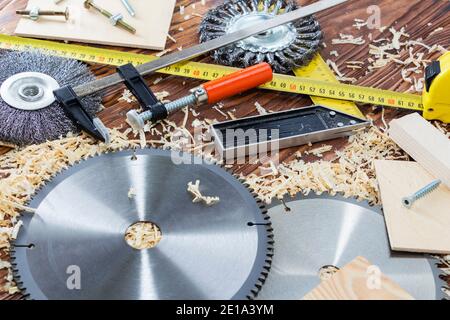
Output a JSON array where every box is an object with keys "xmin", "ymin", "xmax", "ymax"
[
  {"xmin": 0, "ymin": 34, "xmax": 423, "ymax": 114},
  {"xmin": 293, "ymin": 54, "xmax": 365, "ymax": 118}
]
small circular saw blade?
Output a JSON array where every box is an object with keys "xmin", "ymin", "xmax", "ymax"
[
  {"xmin": 256, "ymin": 194, "xmax": 444, "ymax": 300},
  {"xmin": 12, "ymin": 149, "xmax": 273, "ymax": 300}
]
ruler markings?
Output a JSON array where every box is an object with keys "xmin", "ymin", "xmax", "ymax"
[{"xmin": 0, "ymin": 34, "xmax": 423, "ymax": 113}]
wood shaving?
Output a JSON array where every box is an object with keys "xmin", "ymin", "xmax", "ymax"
[
  {"xmin": 155, "ymin": 49, "xmax": 172, "ymax": 57},
  {"xmin": 212, "ymin": 105, "xmax": 228, "ymax": 118},
  {"xmin": 429, "ymin": 27, "xmax": 444, "ymax": 36},
  {"xmin": 125, "ymin": 222, "xmax": 161, "ymax": 250},
  {"xmin": 128, "ymin": 187, "xmax": 136, "ymax": 199},
  {"xmin": 187, "ymin": 180, "xmax": 220, "ymax": 206},
  {"xmin": 243, "ymin": 127, "xmax": 408, "ymax": 205},
  {"xmin": 153, "ymin": 77, "xmax": 163, "ymax": 85},
  {"xmin": 119, "ymin": 89, "xmax": 137, "ymax": 103},
  {"xmin": 330, "ymin": 50, "xmax": 339, "ymax": 57},
  {"xmin": 305, "ymin": 144, "xmax": 333, "ymax": 157},
  {"xmin": 255, "ymin": 102, "xmax": 268, "ymax": 115},
  {"xmin": 167, "ymin": 34, "xmax": 177, "ymax": 43},
  {"xmin": 332, "ymin": 34, "xmax": 366, "ymax": 45},
  {"xmin": 326, "ymin": 59, "xmax": 357, "ymax": 83}
]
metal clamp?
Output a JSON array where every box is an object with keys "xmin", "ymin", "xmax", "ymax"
[
  {"xmin": 53, "ymin": 86, "xmax": 110, "ymax": 143},
  {"xmin": 117, "ymin": 63, "xmax": 159, "ymax": 111}
]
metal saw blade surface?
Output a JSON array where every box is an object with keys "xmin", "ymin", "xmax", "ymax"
[
  {"xmin": 13, "ymin": 149, "xmax": 271, "ymax": 300},
  {"xmin": 256, "ymin": 194, "xmax": 442, "ymax": 300}
]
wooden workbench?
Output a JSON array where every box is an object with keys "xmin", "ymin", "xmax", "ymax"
[{"xmin": 0, "ymin": 0, "xmax": 448, "ymax": 300}]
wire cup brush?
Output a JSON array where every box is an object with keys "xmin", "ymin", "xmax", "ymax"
[
  {"xmin": 0, "ymin": 51, "xmax": 102, "ymax": 146},
  {"xmin": 199, "ymin": 0, "xmax": 323, "ymax": 74}
]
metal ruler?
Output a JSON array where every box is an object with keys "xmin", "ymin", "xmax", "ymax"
[{"xmin": 0, "ymin": 34, "xmax": 422, "ymax": 115}]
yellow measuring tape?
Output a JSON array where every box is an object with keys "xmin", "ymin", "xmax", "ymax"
[{"xmin": 0, "ymin": 34, "xmax": 424, "ymax": 118}]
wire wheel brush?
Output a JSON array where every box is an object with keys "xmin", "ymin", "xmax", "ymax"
[
  {"xmin": 0, "ymin": 51, "xmax": 102, "ymax": 146},
  {"xmin": 199, "ymin": 0, "xmax": 323, "ymax": 74}
]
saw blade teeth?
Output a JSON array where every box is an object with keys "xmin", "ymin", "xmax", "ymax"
[
  {"xmin": 236, "ymin": 1, "xmax": 251, "ymax": 13},
  {"xmin": 248, "ymin": 0, "xmax": 259, "ymax": 11},
  {"xmin": 272, "ymin": 0, "xmax": 282, "ymax": 15},
  {"xmin": 13, "ymin": 149, "xmax": 273, "ymax": 300},
  {"xmin": 262, "ymin": 0, "xmax": 271, "ymax": 12}
]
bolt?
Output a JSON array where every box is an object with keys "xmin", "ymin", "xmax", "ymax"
[
  {"xmin": 84, "ymin": 0, "xmax": 136, "ymax": 34},
  {"xmin": 16, "ymin": 6, "xmax": 69, "ymax": 21},
  {"xmin": 337, "ymin": 122, "xmax": 344, "ymax": 127},
  {"xmin": 402, "ymin": 179, "xmax": 441, "ymax": 208},
  {"xmin": 121, "ymin": 0, "xmax": 136, "ymax": 17},
  {"xmin": 127, "ymin": 93, "xmax": 201, "ymax": 131}
]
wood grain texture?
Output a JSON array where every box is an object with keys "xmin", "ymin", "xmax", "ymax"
[
  {"xmin": 303, "ymin": 256, "xmax": 415, "ymax": 300},
  {"xmin": 388, "ymin": 113, "xmax": 450, "ymax": 189},
  {"xmin": 0, "ymin": 0, "xmax": 449, "ymax": 299},
  {"xmin": 14, "ymin": 0, "xmax": 177, "ymax": 50},
  {"xmin": 375, "ymin": 160, "xmax": 450, "ymax": 254}
]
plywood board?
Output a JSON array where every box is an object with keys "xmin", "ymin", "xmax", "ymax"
[
  {"xmin": 388, "ymin": 113, "xmax": 450, "ymax": 189},
  {"xmin": 303, "ymin": 256, "xmax": 414, "ymax": 300},
  {"xmin": 14, "ymin": 0, "xmax": 176, "ymax": 50},
  {"xmin": 375, "ymin": 160, "xmax": 450, "ymax": 254}
]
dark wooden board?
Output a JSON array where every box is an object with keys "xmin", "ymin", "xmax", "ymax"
[{"xmin": 0, "ymin": 0, "xmax": 448, "ymax": 300}]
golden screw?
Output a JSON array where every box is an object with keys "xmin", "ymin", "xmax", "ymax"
[
  {"xmin": 16, "ymin": 7, "xmax": 70, "ymax": 21},
  {"xmin": 84, "ymin": 0, "xmax": 136, "ymax": 34}
]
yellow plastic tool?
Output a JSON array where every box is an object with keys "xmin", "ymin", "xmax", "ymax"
[{"xmin": 422, "ymin": 52, "xmax": 450, "ymax": 123}]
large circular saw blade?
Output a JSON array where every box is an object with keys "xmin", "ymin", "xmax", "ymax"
[
  {"xmin": 12, "ymin": 149, "xmax": 273, "ymax": 300},
  {"xmin": 256, "ymin": 194, "xmax": 444, "ymax": 300}
]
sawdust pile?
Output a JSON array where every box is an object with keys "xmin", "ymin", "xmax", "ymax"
[
  {"xmin": 125, "ymin": 222, "xmax": 162, "ymax": 250},
  {"xmin": 0, "ymin": 123, "xmax": 449, "ymax": 295},
  {"xmin": 0, "ymin": 129, "xmax": 138, "ymax": 294},
  {"xmin": 330, "ymin": 23, "xmax": 448, "ymax": 92},
  {"xmin": 243, "ymin": 127, "xmax": 408, "ymax": 205}
]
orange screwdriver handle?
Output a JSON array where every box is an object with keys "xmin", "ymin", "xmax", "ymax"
[{"xmin": 202, "ymin": 63, "xmax": 273, "ymax": 104}]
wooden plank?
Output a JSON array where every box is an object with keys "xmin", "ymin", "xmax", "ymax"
[
  {"xmin": 303, "ymin": 256, "xmax": 414, "ymax": 300},
  {"xmin": 388, "ymin": 113, "xmax": 450, "ymax": 189},
  {"xmin": 375, "ymin": 160, "xmax": 450, "ymax": 254},
  {"xmin": 14, "ymin": 0, "xmax": 176, "ymax": 50}
]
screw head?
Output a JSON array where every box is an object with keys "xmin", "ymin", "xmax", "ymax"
[
  {"xmin": 84, "ymin": 0, "xmax": 93, "ymax": 9},
  {"xmin": 402, "ymin": 196, "xmax": 414, "ymax": 209}
]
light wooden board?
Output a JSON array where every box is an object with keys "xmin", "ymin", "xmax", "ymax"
[
  {"xmin": 303, "ymin": 256, "xmax": 414, "ymax": 300},
  {"xmin": 14, "ymin": 0, "xmax": 176, "ymax": 50},
  {"xmin": 375, "ymin": 160, "xmax": 450, "ymax": 254},
  {"xmin": 388, "ymin": 113, "xmax": 450, "ymax": 189}
]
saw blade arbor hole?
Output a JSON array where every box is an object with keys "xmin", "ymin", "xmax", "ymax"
[
  {"xmin": 318, "ymin": 265, "xmax": 340, "ymax": 281},
  {"xmin": 124, "ymin": 221, "xmax": 162, "ymax": 250}
]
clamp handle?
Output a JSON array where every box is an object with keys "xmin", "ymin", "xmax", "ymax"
[
  {"xmin": 54, "ymin": 86, "xmax": 109, "ymax": 142},
  {"xmin": 203, "ymin": 63, "xmax": 273, "ymax": 104},
  {"xmin": 117, "ymin": 63, "xmax": 159, "ymax": 111}
]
